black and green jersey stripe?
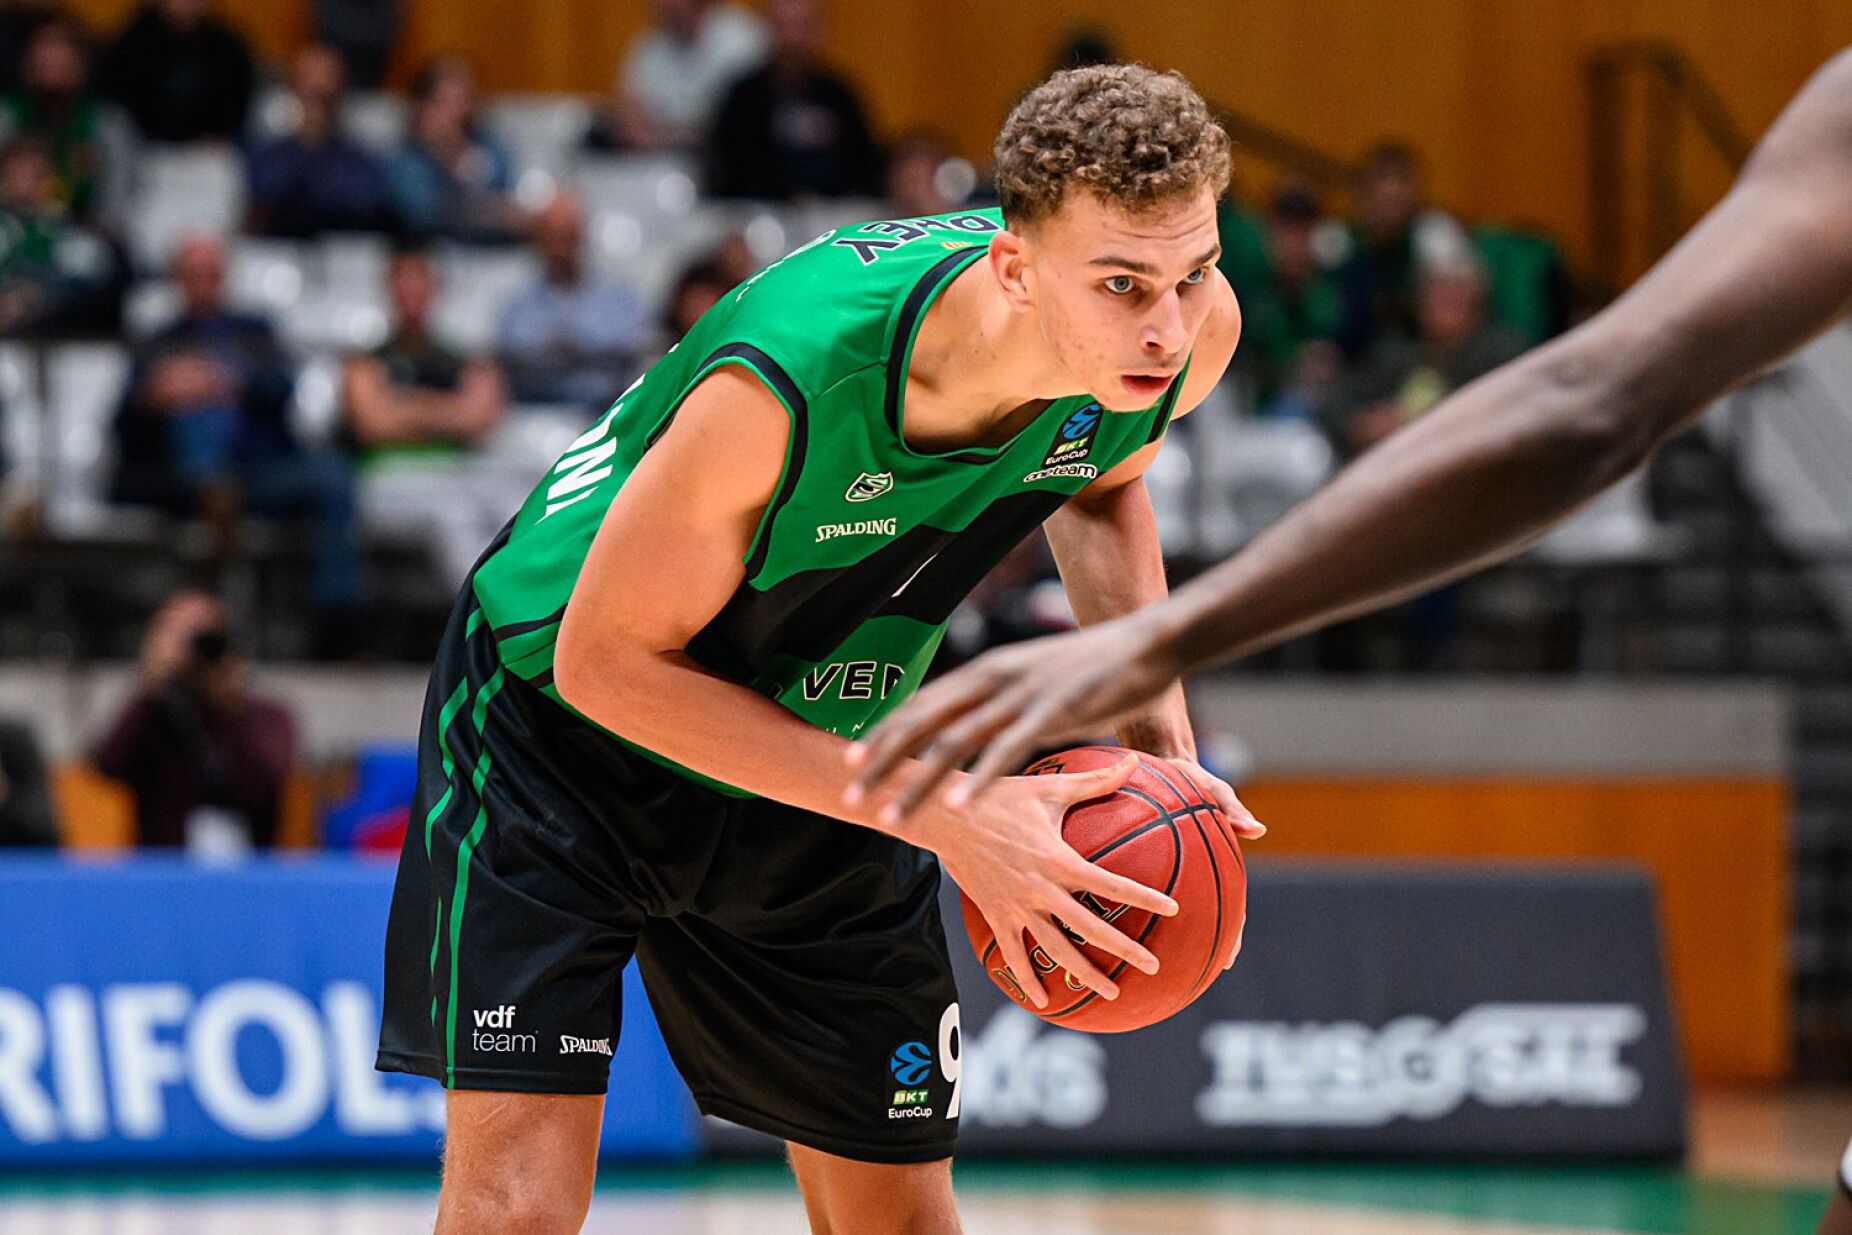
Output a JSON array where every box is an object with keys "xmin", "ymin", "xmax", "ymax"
[{"xmin": 470, "ymin": 207, "xmax": 1184, "ymax": 796}]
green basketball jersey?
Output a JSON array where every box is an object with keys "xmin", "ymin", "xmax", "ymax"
[{"xmin": 472, "ymin": 207, "xmax": 1185, "ymax": 795}]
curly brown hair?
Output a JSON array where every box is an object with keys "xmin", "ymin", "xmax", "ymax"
[{"xmin": 993, "ymin": 64, "xmax": 1231, "ymax": 226}]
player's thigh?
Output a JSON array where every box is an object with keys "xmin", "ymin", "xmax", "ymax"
[
  {"xmin": 787, "ymin": 1141, "xmax": 959, "ymax": 1235},
  {"xmin": 437, "ymin": 1090, "xmax": 605, "ymax": 1235}
]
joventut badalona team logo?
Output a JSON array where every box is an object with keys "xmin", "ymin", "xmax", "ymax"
[{"xmin": 846, "ymin": 471, "xmax": 894, "ymax": 502}]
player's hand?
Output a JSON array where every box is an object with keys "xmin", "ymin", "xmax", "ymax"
[
  {"xmin": 1162, "ymin": 756, "xmax": 1263, "ymax": 971},
  {"xmin": 896, "ymin": 754, "xmax": 1180, "ymax": 1010},
  {"xmin": 845, "ymin": 613, "xmax": 1176, "ymax": 817}
]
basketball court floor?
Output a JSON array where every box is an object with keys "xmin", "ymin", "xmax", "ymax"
[{"xmin": 1, "ymin": 1091, "xmax": 1842, "ymax": 1235}]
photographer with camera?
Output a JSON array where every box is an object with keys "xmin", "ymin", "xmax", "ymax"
[{"xmin": 93, "ymin": 591, "xmax": 297, "ymax": 853}]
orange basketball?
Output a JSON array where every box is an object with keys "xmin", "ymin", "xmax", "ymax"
[{"xmin": 959, "ymin": 745, "xmax": 1247, "ymax": 1033}]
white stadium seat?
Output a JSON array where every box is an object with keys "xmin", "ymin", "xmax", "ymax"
[{"xmin": 127, "ymin": 146, "xmax": 249, "ymax": 272}]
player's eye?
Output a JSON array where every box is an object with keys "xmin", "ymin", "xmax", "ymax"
[
  {"xmin": 1182, "ymin": 266, "xmax": 1208, "ymax": 285},
  {"xmin": 1103, "ymin": 275, "xmax": 1136, "ymax": 295}
]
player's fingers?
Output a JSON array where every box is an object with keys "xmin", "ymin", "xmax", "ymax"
[
  {"xmin": 1054, "ymin": 752, "xmax": 1140, "ymax": 806},
  {"xmin": 846, "ymin": 680, "xmax": 978, "ymax": 800},
  {"xmin": 991, "ymin": 916, "xmax": 1048, "ymax": 1010},
  {"xmin": 1222, "ymin": 921, "xmax": 1247, "ymax": 972},
  {"xmin": 1072, "ymin": 859, "xmax": 1179, "ymax": 918},
  {"xmin": 947, "ymin": 697, "xmax": 1072, "ymax": 806},
  {"xmin": 1060, "ymin": 896, "xmax": 1158, "ymax": 975},
  {"xmin": 1029, "ymin": 916, "xmax": 1117, "ymax": 1000},
  {"xmin": 875, "ymin": 742, "xmax": 966, "ymax": 825},
  {"xmin": 884, "ymin": 697, "xmax": 1026, "ymax": 820},
  {"xmin": 1210, "ymin": 783, "xmax": 1266, "ymax": 840}
]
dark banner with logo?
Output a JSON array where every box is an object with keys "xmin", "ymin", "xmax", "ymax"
[{"xmin": 708, "ymin": 862, "xmax": 1686, "ymax": 1159}]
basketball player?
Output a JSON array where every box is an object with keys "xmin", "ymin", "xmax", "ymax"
[
  {"xmin": 846, "ymin": 48, "xmax": 1852, "ymax": 1235},
  {"xmin": 377, "ymin": 65, "xmax": 1263, "ymax": 1235}
]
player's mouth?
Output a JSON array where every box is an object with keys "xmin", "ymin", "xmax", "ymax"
[{"xmin": 1121, "ymin": 372, "xmax": 1174, "ymax": 398}]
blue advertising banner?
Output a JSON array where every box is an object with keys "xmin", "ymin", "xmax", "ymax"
[{"xmin": 0, "ymin": 855, "xmax": 698, "ymax": 1164}]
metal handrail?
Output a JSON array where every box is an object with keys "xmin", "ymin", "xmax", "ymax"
[{"xmin": 1586, "ymin": 42, "xmax": 1754, "ymax": 294}]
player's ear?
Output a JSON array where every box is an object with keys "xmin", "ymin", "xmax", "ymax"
[{"xmin": 989, "ymin": 230, "xmax": 1033, "ymax": 310}]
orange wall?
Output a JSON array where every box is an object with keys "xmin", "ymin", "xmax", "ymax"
[
  {"xmin": 65, "ymin": 1, "xmax": 1851, "ymax": 269},
  {"xmin": 1242, "ymin": 776, "xmax": 1790, "ymax": 1084}
]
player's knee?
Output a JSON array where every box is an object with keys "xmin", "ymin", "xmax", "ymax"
[
  {"xmin": 827, "ymin": 1166, "xmax": 956, "ymax": 1235},
  {"xmin": 439, "ymin": 1170, "xmax": 591, "ymax": 1235}
]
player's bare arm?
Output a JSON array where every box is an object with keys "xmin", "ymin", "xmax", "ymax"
[
  {"xmin": 849, "ymin": 47, "xmax": 1852, "ymax": 803},
  {"xmin": 553, "ymin": 365, "xmax": 1177, "ymax": 1006},
  {"xmin": 859, "ymin": 275, "xmax": 1259, "ymax": 834}
]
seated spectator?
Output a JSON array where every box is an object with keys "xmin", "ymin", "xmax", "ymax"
[
  {"xmin": 246, "ymin": 44, "xmax": 395, "ymax": 238},
  {"xmin": 661, "ymin": 254, "xmax": 733, "ymax": 348},
  {"xmin": 0, "ymin": 16, "xmax": 136, "ymax": 227},
  {"xmin": 1325, "ymin": 254, "xmax": 1528, "ymax": 459},
  {"xmin": 96, "ymin": 0, "xmax": 253, "ymax": 144},
  {"xmin": 94, "ymin": 591, "xmax": 295, "ymax": 852},
  {"xmin": 588, "ymin": 0, "xmax": 768, "ymax": 152},
  {"xmin": 884, "ymin": 130, "xmax": 975, "ymax": 218},
  {"xmin": 1237, "ymin": 185, "xmax": 1343, "ymax": 418},
  {"xmin": 497, "ymin": 193, "xmax": 648, "ymax": 411},
  {"xmin": 0, "ymin": 715, "xmax": 56, "ymax": 846},
  {"xmin": 341, "ymin": 243, "xmax": 523, "ymax": 590},
  {"xmin": 0, "ymin": 136, "xmax": 130, "ymax": 335},
  {"xmin": 706, "ymin": 0, "xmax": 881, "ymax": 201},
  {"xmin": 0, "ymin": 0, "xmax": 58, "ymax": 94},
  {"xmin": 1333, "ymin": 141, "xmax": 1473, "ymax": 359},
  {"xmin": 386, "ymin": 55, "xmax": 520, "ymax": 243},
  {"xmin": 109, "ymin": 235, "xmax": 363, "ymax": 641},
  {"xmin": 312, "ymin": 0, "xmax": 401, "ymax": 90}
]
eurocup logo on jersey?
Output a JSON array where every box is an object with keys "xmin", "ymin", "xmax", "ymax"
[
  {"xmin": 845, "ymin": 471, "xmax": 894, "ymax": 502},
  {"xmin": 1025, "ymin": 404, "xmax": 1103, "ymax": 484}
]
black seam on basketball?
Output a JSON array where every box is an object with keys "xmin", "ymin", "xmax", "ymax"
[
  {"xmin": 1131, "ymin": 761, "xmax": 1227, "ymax": 1002},
  {"xmin": 1179, "ymin": 799, "xmax": 1225, "ymax": 1006},
  {"xmin": 1167, "ymin": 760, "xmax": 1247, "ymax": 875},
  {"xmin": 1042, "ymin": 785, "xmax": 1179, "ymax": 1022}
]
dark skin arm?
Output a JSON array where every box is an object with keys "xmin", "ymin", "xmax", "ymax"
[{"xmin": 850, "ymin": 46, "xmax": 1852, "ymax": 808}]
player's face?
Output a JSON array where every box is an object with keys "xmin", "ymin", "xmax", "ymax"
[{"xmin": 1021, "ymin": 189, "xmax": 1221, "ymax": 411}]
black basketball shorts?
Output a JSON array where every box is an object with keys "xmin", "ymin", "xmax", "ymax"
[{"xmin": 376, "ymin": 588, "xmax": 963, "ymax": 1164}]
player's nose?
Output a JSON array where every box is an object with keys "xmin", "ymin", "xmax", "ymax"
[{"xmin": 1141, "ymin": 290, "xmax": 1188, "ymax": 356}]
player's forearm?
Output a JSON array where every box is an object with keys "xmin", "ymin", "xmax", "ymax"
[
  {"xmin": 1047, "ymin": 479, "xmax": 1195, "ymax": 758},
  {"xmin": 555, "ymin": 643, "xmax": 941, "ymax": 832},
  {"xmin": 1144, "ymin": 333, "xmax": 1656, "ymax": 676}
]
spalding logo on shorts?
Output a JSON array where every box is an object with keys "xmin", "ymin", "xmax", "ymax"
[{"xmin": 889, "ymin": 1040, "xmax": 933, "ymax": 1086}]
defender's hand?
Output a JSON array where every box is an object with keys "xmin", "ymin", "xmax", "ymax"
[
  {"xmin": 897, "ymin": 754, "xmax": 1179, "ymax": 1009},
  {"xmin": 845, "ymin": 615, "xmax": 1176, "ymax": 816}
]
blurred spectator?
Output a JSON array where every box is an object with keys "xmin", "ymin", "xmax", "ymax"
[
  {"xmin": 341, "ymin": 243, "xmax": 519, "ymax": 590},
  {"xmin": 109, "ymin": 235, "xmax": 363, "ymax": 635},
  {"xmin": 0, "ymin": 16, "xmax": 136, "ymax": 227},
  {"xmin": 1048, "ymin": 25, "xmax": 1118, "ymax": 73},
  {"xmin": 706, "ymin": 0, "xmax": 881, "ymax": 201},
  {"xmin": 94, "ymin": 591, "xmax": 295, "ymax": 851},
  {"xmin": 96, "ymin": 0, "xmax": 254, "ymax": 144},
  {"xmin": 0, "ymin": 136, "xmax": 130, "ymax": 336},
  {"xmin": 589, "ymin": 0, "xmax": 768, "ymax": 152},
  {"xmin": 1237, "ymin": 186, "xmax": 1343, "ymax": 418},
  {"xmin": 497, "ymin": 193, "xmax": 648, "ymax": 411},
  {"xmin": 313, "ymin": 0, "xmax": 401, "ymax": 90},
  {"xmin": 884, "ymin": 130, "xmax": 976, "ymax": 218},
  {"xmin": 246, "ymin": 44, "xmax": 395, "ymax": 238},
  {"xmin": 0, "ymin": 716, "xmax": 56, "ymax": 846},
  {"xmin": 662, "ymin": 255, "xmax": 733, "ymax": 347},
  {"xmin": 1326, "ymin": 254, "xmax": 1527, "ymax": 459},
  {"xmin": 0, "ymin": 0, "xmax": 58, "ymax": 95},
  {"xmin": 1333, "ymin": 141, "xmax": 1472, "ymax": 359},
  {"xmin": 386, "ymin": 54, "xmax": 520, "ymax": 243}
]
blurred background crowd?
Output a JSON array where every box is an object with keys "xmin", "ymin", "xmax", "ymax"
[{"xmin": 0, "ymin": 0, "xmax": 1847, "ymax": 1086}]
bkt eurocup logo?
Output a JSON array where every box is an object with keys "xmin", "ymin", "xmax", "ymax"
[{"xmin": 889, "ymin": 1040, "xmax": 933, "ymax": 1086}]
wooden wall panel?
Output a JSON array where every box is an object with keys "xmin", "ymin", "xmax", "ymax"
[{"xmin": 1240, "ymin": 776, "xmax": 1791, "ymax": 1084}]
